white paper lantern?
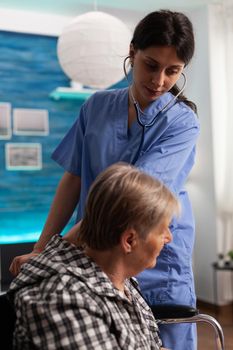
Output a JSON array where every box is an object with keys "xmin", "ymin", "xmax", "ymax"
[{"xmin": 57, "ymin": 11, "xmax": 132, "ymax": 89}]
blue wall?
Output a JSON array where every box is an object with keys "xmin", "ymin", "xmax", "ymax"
[
  {"xmin": 0, "ymin": 30, "xmax": 127, "ymax": 244},
  {"xmin": 0, "ymin": 31, "xmax": 86, "ymax": 243}
]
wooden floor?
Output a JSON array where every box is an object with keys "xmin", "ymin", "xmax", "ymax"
[{"xmin": 197, "ymin": 300, "xmax": 233, "ymax": 349}]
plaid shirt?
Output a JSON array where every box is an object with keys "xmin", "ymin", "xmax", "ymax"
[{"xmin": 9, "ymin": 235, "xmax": 162, "ymax": 350}]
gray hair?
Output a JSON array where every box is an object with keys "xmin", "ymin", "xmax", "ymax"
[{"xmin": 79, "ymin": 162, "xmax": 179, "ymax": 250}]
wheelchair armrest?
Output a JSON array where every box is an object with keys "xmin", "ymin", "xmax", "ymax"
[{"xmin": 150, "ymin": 304, "xmax": 199, "ymax": 319}]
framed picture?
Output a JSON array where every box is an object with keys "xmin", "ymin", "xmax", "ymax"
[
  {"xmin": 13, "ymin": 108, "xmax": 49, "ymax": 136},
  {"xmin": 0, "ymin": 102, "xmax": 11, "ymax": 139},
  {"xmin": 5, "ymin": 143, "xmax": 42, "ymax": 171}
]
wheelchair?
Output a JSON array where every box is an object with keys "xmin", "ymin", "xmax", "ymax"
[
  {"xmin": 0, "ymin": 292, "xmax": 224, "ymax": 350},
  {"xmin": 150, "ymin": 304, "xmax": 224, "ymax": 350}
]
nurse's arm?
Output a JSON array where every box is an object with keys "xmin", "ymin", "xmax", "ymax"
[
  {"xmin": 9, "ymin": 171, "xmax": 81, "ymax": 276},
  {"xmin": 34, "ymin": 171, "xmax": 81, "ymax": 251}
]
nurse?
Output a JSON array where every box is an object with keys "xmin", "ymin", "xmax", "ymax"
[{"xmin": 10, "ymin": 10, "xmax": 200, "ymax": 350}]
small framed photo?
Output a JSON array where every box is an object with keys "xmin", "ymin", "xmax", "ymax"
[
  {"xmin": 5, "ymin": 143, "xmax": 42, "ymax": 171},
  {"xmin": 13, "ymin": 108, "xmax": 49, "ymax": 136},
  {"xmin": 0, "ymin": 102, "xmax": 12, "ymax": 139}
]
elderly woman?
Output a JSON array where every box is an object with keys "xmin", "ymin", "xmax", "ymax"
[{"xmin": 9, "ymin": 163, "xmax": 179, "ymax": 349}]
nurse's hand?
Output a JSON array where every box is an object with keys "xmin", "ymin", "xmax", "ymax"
[{"xmin": 9, "ymin": 251, "xmax": 39, "ymax": 276}]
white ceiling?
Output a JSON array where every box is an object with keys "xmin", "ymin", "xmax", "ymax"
[
  {"xmin": 0, "ymin": 0, "xmax": 224, "ymax": 36},
  {"xmin": 0, "ymin": 0, "xmax": 223, "ymax": 16}
]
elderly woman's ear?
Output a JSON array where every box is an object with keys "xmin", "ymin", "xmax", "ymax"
[{"xmin": 120, "ymin": 229, "xmax": 138, "ymax": 254}]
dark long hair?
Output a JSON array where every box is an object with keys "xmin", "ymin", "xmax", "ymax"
[{"xmin": 131, "ymin": 10, "xmax": 197, "ymax": 113}]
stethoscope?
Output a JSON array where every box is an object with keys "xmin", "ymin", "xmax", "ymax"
[{"xmin": 123, "ymin": 57, "xmax": 187, "ymax": 164}]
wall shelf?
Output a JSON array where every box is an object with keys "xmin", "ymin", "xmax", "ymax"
[{"xmin": 50, "ymin": 86, "xmax": 97, "ymax": 100}]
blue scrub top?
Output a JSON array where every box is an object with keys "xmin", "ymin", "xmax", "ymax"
[{"xmin": 52, "ymin": 86, "xmax": 200, "ymax": 308}]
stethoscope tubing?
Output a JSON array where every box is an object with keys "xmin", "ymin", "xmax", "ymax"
[
  {"xmin": 128, "ymin": 73, "xmax": 187, "ymax": 164},
  {"xmin": 131, "ymin": 72, "xmax": 187, "ymax": 128},
  {"xmin": 123, "ymin": 57, "xmax": 187, "ymax": 164},
  {"xmin": 131, "ymin": 125, "xmax": 145, "ymax": 165}
]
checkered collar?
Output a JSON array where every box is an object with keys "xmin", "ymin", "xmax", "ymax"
[{"xmin": 9, "ymin": 235, "xmax": 140, "ymax": 303}]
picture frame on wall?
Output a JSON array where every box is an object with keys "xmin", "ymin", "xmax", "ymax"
[
  {"xmin": 13, "ymin": 108, "xmax": 49, "ymax": 136},
  {"xmin": 0, "ymin": 102, "xmax": 12, "ymax": 139},
  {"xmin": 5, "ymin": 143, "xmax": 42, "ymax": 170}
]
